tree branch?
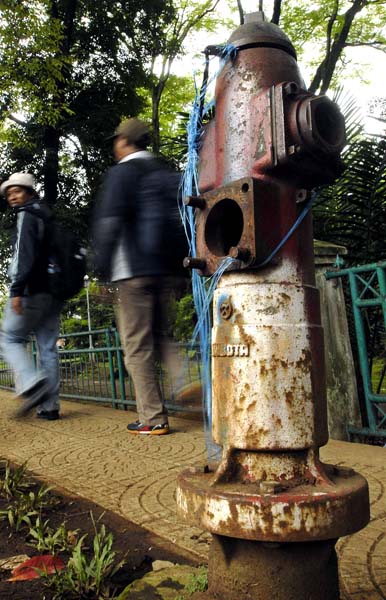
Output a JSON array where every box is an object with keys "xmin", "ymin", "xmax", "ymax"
[
  {"xmin": 326, "ymin": 0, "xmax": 339, "ymax": 57},
  {"xmin": 271, "ymin": 0, "xmax": 282, "ymax": 24},
  {"xmin": 368, "ymin": 114, "xmax": 386, "ymax": 123},
  {"xmin": 309, "ymin": 0, "xmax": 369, "ymax": 94},
  {"xmin": 177, "ymin": 1, "xmax": 221, "ymax": 51},
  {"xmin": 236, "ymin": 0, "xmax": 244, "ymax": 25},
  {"xmin": 345, "ymin": 42, "xmax": 386, "ymax": 53},
  {"xmin": 8, "ymin": 114, "xmax": 27, "ymax": 127}
]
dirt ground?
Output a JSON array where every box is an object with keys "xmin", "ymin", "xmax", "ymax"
[{"xmin": 0, "ymin": 469, "xmax": 198, "ymax": 600}]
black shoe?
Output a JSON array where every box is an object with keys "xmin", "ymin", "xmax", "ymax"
[
  {"xmin": 37, "ymin": 410, "xmax": 60, "ymax": 421},
  {"xmin": 127, "ymin": 420, "xmax": 142, "ymax": 432},
  {"xmin": 15, "ymin": 379, "xmax": 50, "ymax": 417}
]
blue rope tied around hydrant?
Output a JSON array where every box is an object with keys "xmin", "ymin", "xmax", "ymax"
[{"xmin": 180, "ymin": 43, "xmax": 237, "ymax": 460}]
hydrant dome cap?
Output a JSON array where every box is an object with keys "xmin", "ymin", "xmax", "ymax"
[{"xmin": 229, "ymin": 18, "xmax": 297, "ymax": 60}]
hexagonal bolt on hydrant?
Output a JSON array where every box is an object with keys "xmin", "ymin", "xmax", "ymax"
[{"xmin": 177, "ymin": 11, "xmax": 370, "ymax": 600}]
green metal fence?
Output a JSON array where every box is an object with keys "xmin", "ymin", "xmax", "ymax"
[
  {"xmin": 0, "ymin": 328, "xmax": 202, "ymax": 413},
  {"xmin": 325, "ymin": 260, "xmax": 386, "ymax": 441}
]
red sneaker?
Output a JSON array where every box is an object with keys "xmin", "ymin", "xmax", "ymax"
[{"xmin": 127, "ymin": 421, "xmax": 169, "ymax": 435}]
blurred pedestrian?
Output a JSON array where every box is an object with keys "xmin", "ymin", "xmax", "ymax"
[
  {"xmin": 93, "ymin": 118, "xmax": 187, "ymax": 435},
  {"xmin": 0, "ymin": 173, "xmax": 62, "ymax": 420}
]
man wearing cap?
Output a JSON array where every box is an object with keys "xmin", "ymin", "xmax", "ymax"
[
  {"xmin": 94, "ymin": 118, "xmax": 187, "ymax": 435},
  {"xmin": 0, "ymin": 173, "xmax": 62, "ymax": 420}
]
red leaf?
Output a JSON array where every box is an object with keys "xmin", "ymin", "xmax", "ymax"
[{"xmin": 8, "ymin": 555, "xmax": 65, "ymax": 581}]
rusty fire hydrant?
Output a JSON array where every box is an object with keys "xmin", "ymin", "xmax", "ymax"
[{"xmin": 176, "ymin": 12, "xmax": 369, "ymax": 600}]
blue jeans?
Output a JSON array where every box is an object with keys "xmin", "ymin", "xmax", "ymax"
[{"xmin": 0, "ymin": 293, "xmax": 62, "ymax": 412}]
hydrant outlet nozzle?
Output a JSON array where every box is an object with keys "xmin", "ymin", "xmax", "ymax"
[
  {"xmin": 184, "ymin": 195, "xmax": 206, "ymax": 209},
  {"xmin": 183, "ymin": 256, "xmax": 207, "ymax": 271},
  {"xmin": 229, "ymin": 246, "xmax": 251, "ymax": 261}
]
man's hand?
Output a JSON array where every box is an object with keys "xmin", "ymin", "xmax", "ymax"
[{"xmin": 11, "ymin": 296, "xmax": 23, "ymax": 315}]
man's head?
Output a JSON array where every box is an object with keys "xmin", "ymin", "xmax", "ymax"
[
  {"xmin": 0, "ymin": 173, "xmax": 37, "ymax": 208},
  {"xmin": 112, "ymin": 118, "xmax": 151, "ymax": 162}
]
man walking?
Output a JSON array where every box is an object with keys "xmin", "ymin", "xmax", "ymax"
[
  {"xmin": 93, "ymin": 118, "xmax": 187, "ymax": 435},
  {"xmin": 0, "ymin": 173, "xmax": 61, "ymax": 420}
]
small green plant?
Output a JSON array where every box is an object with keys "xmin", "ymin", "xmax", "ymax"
[
  {"xmin": 27, "ymin": 516, "xmax": 77, "ymax": 554},
  {"xmin": 44, "ymin": 513, "xmax": 124, "ymax": 599},
  {"xmin": 0, "ymin": 461, "xmax": 30, "ymax": 498},
  {"xmin": 175, "ymin": 567, "xmax": 208, "ymax": 600},
  {"xmin": 25, "ymin": 484, "xmax": 55, "ymax": 510},
  {"xmin": 0, "ymin": 499, "xmax": 36, "ymax": 532},
  {"xmin": 0, "ymin": 483, "xmax": 56, "ymax": 533}
]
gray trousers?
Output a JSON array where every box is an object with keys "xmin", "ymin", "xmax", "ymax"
[
  {"xmin": 116, "ymin": 276, "xmax": 184, "ymax": 426},
  {"xmin": 0, "ymin": 293, "xmax": 62, "ymax": 412}
]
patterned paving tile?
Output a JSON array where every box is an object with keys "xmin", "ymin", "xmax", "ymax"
[{"xmin": 0, "ymin": 391, "xmax": 385, "ymax": 596}]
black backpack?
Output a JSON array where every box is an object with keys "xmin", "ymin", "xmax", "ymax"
[
  {"xmin": 22, "ymin": 204, "xmax": 87, "ymax": 301},
  {"xmin": 45, "ymin": 221, "xmax": 87, "ymax": 301}
]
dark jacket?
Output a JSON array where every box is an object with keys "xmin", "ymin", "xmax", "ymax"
[
  {"xmin": 93, "ymin": 156, "xmax": 187, "ymax": 281},
  {"xmin": 9, "ymin": 199, "xmax": 51, "ymax": 297}
]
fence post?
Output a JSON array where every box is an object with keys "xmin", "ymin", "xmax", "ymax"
[
  {"xmin": 377, "ymin": 265, "xmax": 386, "ymax": 326},
  {"xmin": 114, "ymin": 329, "xmax": 127, "ymax": 408},
  {"xmin": 348, "ymin": 271, "xmax": 376, "ymax": 430},
  {"xmin": 105, "ymin": 329, "xmax": 117, "ymax": 409},
  {"xmin": 30, "ymin": 339, "xmax": 37, "ymax": 369}
]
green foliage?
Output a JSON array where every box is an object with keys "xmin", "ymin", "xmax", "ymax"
[
  {"xmin": 372, "ymin": 358, "xmax": 386, "ymax": 395},
  {"xmin": 313, "ymin": 87, "xmax": 385, "ymax": 266},
  {"xmin": 278, "ymin": 0, "xmax": 386, "ymax": 92},
  {"xmin": 137, "ymin": 74, "xmax": 195, "ymax": 160},
  {"xmin": 172, "ymin": 293, "xmax": 196, "ymax": 342},
  {"xmin": 44, "ymin": 514, "xmax": 124, "ymax": 599},
  {"xmin": 0, "ymin": 462, "xmax": 123, "ymax": 598},
  {"xmin": 0, "ymin": 460, "xmax": 59, "ymax": 533},
  {"xmin": 27, "ymin": 516, "xmax": 76, "ymax": 554},
  {"xmin": 332, "ymin": 87, "xmax": 365, "ymax": 143},
  {"xmin": 313, "ymin": 137, "xmax": 386, "ymax": 265},
  {"xmin": 0, "ymin": 499, "xmax": 37, "ymax": 532},
  {"xmin": 0, "ymin": 484, "xmax": 56, "ymax": 533},
  {"xmin": 0, "ymin": 0, "xmax": 384, "ymax": 293},
  {"xmin": 0, "ymin": 0, "xmax": 152, "ymax": 250},
  {"xmin": 61, "ymin": 280, "xmax": 115, "ymax": 340},
  {"xmin": 127, "ymin": 0, "xmax": 224, "ymax": 151},
  {"xmin": 0, "ymin": 0, "xmax": 69, "ymax": 127},
  {"xmin": 0, "ymin": 460, "xmax": 29, "ymax": 498},
  {"xmin": 175, "ymin": 566, "xmax": 208, "ymax": 599}
]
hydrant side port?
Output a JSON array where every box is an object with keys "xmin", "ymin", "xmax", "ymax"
[{"xmin": 193, "ymin": 178, "xmax": 285, "ymax": 277}]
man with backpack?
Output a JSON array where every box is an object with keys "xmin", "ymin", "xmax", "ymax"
[
  {"xmin": 93, "ymin": 118, "xmax": 188, "ymax": 435},
  {"xmin": 0, "ymin": 173, "xmax": 62, "ymax": 420}
]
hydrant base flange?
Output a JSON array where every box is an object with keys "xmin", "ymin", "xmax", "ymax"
[{"xmin": 177, "ymin": 464, "xmax": 369, "ymax": 542}]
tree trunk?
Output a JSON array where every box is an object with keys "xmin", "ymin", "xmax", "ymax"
[
  {"xmin": 152, "ymin": 80, "xmax": 166, "ymax": 154},
  {"xmin": 43, "ymin": 126, "xmax": 60, "ymax": 205},
  {"xmin": 309, "ymin": 0, "xmax": 367, "ymax": 94},
  {"xmin": 42, "ymin": 0, "xmax": 77, "ymax": 202}
]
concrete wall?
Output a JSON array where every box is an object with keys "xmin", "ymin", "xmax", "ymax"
[{"xmin": 314, "ymin": 240, "xmax": 361, "ymax": 440}]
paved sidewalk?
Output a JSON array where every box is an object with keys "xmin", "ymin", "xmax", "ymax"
[{"xmin": 0, "ymin": 390, "xmax": 385, "ymax": 599}]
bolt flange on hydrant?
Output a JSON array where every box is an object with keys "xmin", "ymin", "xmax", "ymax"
[{"xmin": 177, "ymin": 12, "xmax": 369, "ymax": 600}]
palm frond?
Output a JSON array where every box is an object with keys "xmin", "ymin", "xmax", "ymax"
[
  {"xmin": 331, "ymin": 86, "xmax": 364, "ymax": 145},
  {"xmin": 314, "ymin": 137, "xmax": 386, "ymax": 265}
]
